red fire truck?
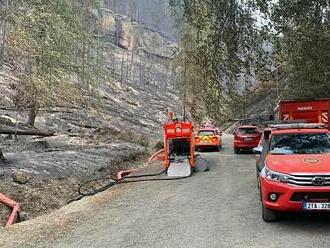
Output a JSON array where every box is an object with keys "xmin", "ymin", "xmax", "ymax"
[{"xmin": 280, "ymin": 99, "xmax": 330, "ymax": 129}]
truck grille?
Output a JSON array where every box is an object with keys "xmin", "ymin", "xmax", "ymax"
[
  {"xmin": 291, "ymin": 192, "xmax": 330, "ymax": 202},
  {"xmin": 287, "ymin": 174, "xmax": 330, "ymax": 186}
]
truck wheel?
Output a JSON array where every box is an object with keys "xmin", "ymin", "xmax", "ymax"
[
  {"xmin": 262, "ymin": 205, "xmax": 277, "ymax": 222},
  {"xmin": 257, "ymin": 176, "xmax": 261, "ymax": 190},
  {"xmin": 258, "ymin": 184, "xmax": 262, "ymax": 200},
  {"xmin": 234, "ymin": 148, "xmax": 240, "ymax": 154}
]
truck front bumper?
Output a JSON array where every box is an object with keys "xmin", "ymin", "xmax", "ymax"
[{"xmin": 261, "ymin": 176, "xmax": 330, "ymax": 212}]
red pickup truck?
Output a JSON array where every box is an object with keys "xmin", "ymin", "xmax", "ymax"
[{"xmin": 255, "ymin": 123, "xmax": 330, "ymax": 222}]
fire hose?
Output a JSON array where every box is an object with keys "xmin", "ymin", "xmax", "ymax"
[
  {"xmin": 0, "ymin": 193, "xmax": 21, "ymax": 227},
  {"xmin": 69, "ymin": 150, "xmax": 196, "ymax": 203}
]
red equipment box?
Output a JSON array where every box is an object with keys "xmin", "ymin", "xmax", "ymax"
[{"xmin": 280, "ymin": 99, "xmax": 330, "ymax": 129}]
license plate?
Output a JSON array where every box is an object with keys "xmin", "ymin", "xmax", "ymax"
[
  {"xmin": 303, "ymin": 202, "xmax": 330, "ymax": 210},
  {"xmin": 244, "ymin": 138, "xmax": 253, "ymax": 141}
]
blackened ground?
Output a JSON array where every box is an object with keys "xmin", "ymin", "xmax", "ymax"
[{"xmin": 0, "ymin": 133, "xmax": 148, "ymax": 224}]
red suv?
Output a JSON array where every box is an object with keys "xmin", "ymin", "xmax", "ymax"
[
  {"xmin": 255, "ymin": 124, "xmax": 330, "ymax": 222},
  {"xmin": 234, "ymin": 126, "xmax": 261, "ymax": 154}
]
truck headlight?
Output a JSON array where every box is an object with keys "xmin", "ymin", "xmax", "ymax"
[{"xmin": 262, "ymin": 168, "xmax": 289, "ymax": 183}]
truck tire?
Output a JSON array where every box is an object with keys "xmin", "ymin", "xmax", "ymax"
[
  {"xmin": 262, "ymin": 205, "xmax": 277, "ymax": 222},
  {"xmin": 234, "ymin": 148, "xmax": 240, "ymax": 154}
]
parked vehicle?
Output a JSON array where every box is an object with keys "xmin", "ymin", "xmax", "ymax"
[
  {"xmin": 234, "ymin": 126, "xmax": 261, "ymax": 154},
  {"xmin": 280, "ymin": 99, "xmax": 329, "ymax": 129},
  {"xmin": 195, "ymin": 124, "xmax": 222, "ymax": 152},
  {"xmin": 254, "ymin": 123, "xmax": 330, "ymax": 222}
]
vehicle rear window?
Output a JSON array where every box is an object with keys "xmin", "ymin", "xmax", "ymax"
[
  {"xmin": 238, "ymin": 128, "xmax": 259, "ymax": 135},
  {"xmin": 198, "ymin": 130, "xmax": 215, "ymax": 136},
  {"xmin": 270, "ymin": 133, "xmax": 330, "ymax": 154}
]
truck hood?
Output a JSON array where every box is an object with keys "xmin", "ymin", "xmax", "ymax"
[{"xmin": 265, "ymin": 154, "xmax": 330, "ymax": 174}]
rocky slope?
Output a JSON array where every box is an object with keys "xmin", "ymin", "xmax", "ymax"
[
  {"xmin": 0, "ymin": 9, "xmax": 182, "ymax": 224},
  {"xmin": 101, "ymin": 0, "xmax": 177, "ymax": 40}
]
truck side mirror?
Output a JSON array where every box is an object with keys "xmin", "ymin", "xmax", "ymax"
[
  {"xmin": 264, "ymin": 130, "xmax": 271, "ymax": 140},
  {"xmin": 253, "ymin": 147, "xmax": 263, "ymax": 154}
]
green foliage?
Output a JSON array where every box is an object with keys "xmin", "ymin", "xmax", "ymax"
[
  {"xmin": 170, "ymin": 0, "xmax": 266, "ymax": 124},
  {"xmin": 270, "ymin": 0, "xmax": 330, "ymax": 99},
  {"xmin": 172, "ymin": 0, "xmax": 330, "ymax": 124}
]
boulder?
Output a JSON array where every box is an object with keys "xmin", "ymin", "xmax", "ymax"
[
  {"xmin": 29, "ymin": 140, "xmax": 50, "ymax": 151},
  {"xmin": 116, "ymin": 16, "xmax": 134, "ymax": 50},
  {"xmin": 136, "ymin": 28, "xmax": 178, "ymax": 59},
  {"xmin": 98, "ymin": 8, "xmax": 116, "ymax": 37},
  {"xmin": 12, "ymin": 170, "xmax": 30, "ymax": 184},
  {"xmin": 0, "ymin": 115, "xmax": 14, "ymax": 126}
]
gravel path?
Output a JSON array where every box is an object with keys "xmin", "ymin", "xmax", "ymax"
[{"xmin": 1, "ymin": 134, "xmax": 330, "ymax": 248}]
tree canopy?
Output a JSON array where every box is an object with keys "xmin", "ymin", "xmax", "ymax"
[
  {"xmin": 0, "ymin": 0, "xmax": 105, "ymax": 126},
  {"xmin": 170, "ymin": 0, "xmax": 267, "ymax": 124},
  {"xmin": 271, "ymin": 0, "xmax": 330, "ymax": 99},
  {"xmin": 170, "ymin": 0, "xmax": 330, "ymax": 124}
]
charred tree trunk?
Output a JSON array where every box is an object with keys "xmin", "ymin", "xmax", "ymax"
[
  {"xmin": 27, "ymin": 103, "xmax": 38, "ymax": 128},
  {"xmin": 0, "ymin": 148, "xmax": 4, "ymax": 161},
  {"xmin": 0, "ymin": 0, "xmax": 9, "ymax": 68}
]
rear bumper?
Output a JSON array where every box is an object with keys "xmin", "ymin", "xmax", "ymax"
[
  {"xmin": 195, "ymin": 143, "xmax": 220, "ymax": 149},
  {"xmin": 234, "ymin": 141, "xmax": 259, "ymax": 149},
  {"xmin": 195, "ymin": 140, "xmax": 222, "ymax": 148},
  {"xmin": 260, "ymin": 176, "xmax": 330, "ymax": 212}
]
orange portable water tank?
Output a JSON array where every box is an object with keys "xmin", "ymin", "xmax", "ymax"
[{"xmin": 163, "ymin": 120, "xmax": 195, "ymax": 170}]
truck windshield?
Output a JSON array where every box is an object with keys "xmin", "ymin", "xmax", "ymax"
[
  {"xmin": 270, "ymin": 133, "xmax": 330, "ymax": 154},
  {"xmin": 198, "ymin": 130, "xmax": 215, "ymax": 136}
]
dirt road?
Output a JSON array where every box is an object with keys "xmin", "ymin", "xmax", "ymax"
[{"xmin": 1, "ymin": 134, "xmax": 330, "ymax": 248}]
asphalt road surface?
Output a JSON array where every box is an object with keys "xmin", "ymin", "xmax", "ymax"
[{"xmin": 2, "ymin": 134, "xmax": 330, "ymax": 248}]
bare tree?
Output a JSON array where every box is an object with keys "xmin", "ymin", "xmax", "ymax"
[{"xmin": 0, "ymin": 0, "xmax": 8, "ymax": 68}]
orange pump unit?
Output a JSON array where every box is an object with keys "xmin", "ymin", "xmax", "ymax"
[{"xmin": 163, "ymin": 120, "xmax": 195, "ymax": 177}]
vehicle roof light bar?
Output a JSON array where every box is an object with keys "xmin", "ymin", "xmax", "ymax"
[
  {"xmin": 269, "ymin": 123, "xmax": 326, "ymax": 130},
  {"xmin": 263, "ymin": 120, "xmax": 307, "ymax": 125}
]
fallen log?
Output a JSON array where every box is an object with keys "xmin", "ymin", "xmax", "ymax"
[{"xmin": 0, "ymin": 129, "xmax": 55, "ymax": 136}]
